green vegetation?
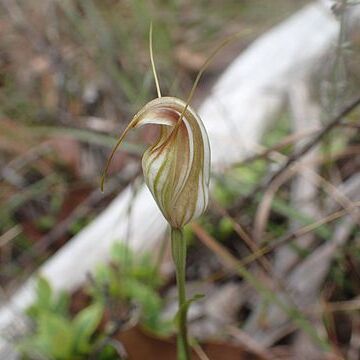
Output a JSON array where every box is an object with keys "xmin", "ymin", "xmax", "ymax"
[
  {"xmin": 19, "ymin": 243, "xmax": 170, "ymax": 359},
  {"xmin": 89, "ymin": 243, "xmax": 172, "ymax": 336},
  {"xmin": 19, "ymin": 278, "xmax": 113, "ymax": 360}
]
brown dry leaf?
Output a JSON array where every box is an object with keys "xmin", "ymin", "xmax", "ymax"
[{"xmin": 116, "ymin": 326, "xmax": 265, "ymax": 360}]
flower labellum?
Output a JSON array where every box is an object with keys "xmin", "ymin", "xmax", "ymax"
[{"xmin": 102, "ymin": 96, "xmax": 210, "ymax": 229}]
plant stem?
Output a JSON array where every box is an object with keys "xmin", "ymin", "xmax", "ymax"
[{"xmin": 171, "ymin": 227, "xmax": 191, "ymax": 360}]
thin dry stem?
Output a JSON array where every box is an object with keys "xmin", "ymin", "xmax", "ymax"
[
  {"xmin": 241, "ymin": 201, "xmax": 360, "ymax": 266},
  {"xmin": 253, "ymin": 144, "xmax": 360, "ymax": 241},
  {"xmin": 229, "ymin": 95, "xmax": 360, "ymax": 214},
  {"xmin": 173, "ymin": 32, "xmax": 244, "ymax": 134},
  {"xmin": 212, "ymin": 201, "xmax": 274, "ymax": 273},
  {"xmin": 191, "ymin": 343, "xmax": 210, "ymax": 360},
  {"xmin": 100, "ymin": 122, "xmax": 136, "ymax": 191},
  {"xmin": 149, "ymin": 22, "xmax": 162, "ymax": 98},
  {"xmin": 239, "ymin": 126, "xmax": 321, "ymax": 165}
]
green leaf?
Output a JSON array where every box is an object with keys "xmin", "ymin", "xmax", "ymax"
[
  {"xmin": 36, "ymin": 277, "xmax": 52, "ymax": 309},
  {"xmin": 38, "ymin": 312, "xmax": 73, "ymax": 359},
  {"xmin": 27, "ymin": 277, "xmax": 53, "ymax": 319},
  {"xmin": 54, "ymin": 291, "xmax": 70, "ymax": 316},
  {"xmin": 111, "ymin": 242, "xmax": 131, "ymax": 267},
  {"xmin": 97, "ymin": 343, "xmax": 120, "ymax": 360},
  {"xmin": 218, "ymin": 217, "xmax": 234, "ymax": 239},
  {"xmin": 72, "ymin": 303, "xmax": 103, "ymax": 353},
  {"xmin": 17, "ymin": 335, "xmax": 50, "ymax": 360},
  {"xmin": 122, "ymin": 278, "xmax": 165, "ymax": 331},
  {"xmin": 36, "ymin": 215, "xmax": 56, "ymax": 231}
]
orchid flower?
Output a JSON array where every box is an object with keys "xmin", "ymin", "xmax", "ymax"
[
  {"xmin": 102, "ymin": 97, "xmax": 210, "ymax": 229},
  {"xmin": 101, "ymin": 24, "xmax": 239, "ymax": 360}
]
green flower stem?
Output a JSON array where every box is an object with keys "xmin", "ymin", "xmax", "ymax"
[{"xmin": 171, "ymin": 227, "xmax": 191, "ymax": 360}]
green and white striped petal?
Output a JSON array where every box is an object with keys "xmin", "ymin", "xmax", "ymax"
[{"xmin": 132, "ymin": 97, "xmax": 210, "ymax": 228}]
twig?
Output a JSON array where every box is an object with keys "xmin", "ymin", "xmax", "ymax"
[
  {"xmin": 325, "ymin": 296, "xmax": 360, "ymax": 312},
  {"xmin": 212, "ymin": 200, "xmax": 274, "ymax": 274},
  {"xmin": 226, "ymin": 325, "xmax": 275, "ymax": 360},
  {"xmin": 0, "ymin": 144, "xmax": 52, "ymax": 185},
  {"xmin": 191, "ymin": 222, "xmax": 330, "ymax": 350},
  {"xmin": 252, "ymin": 144, "xmax": 360, "ymax": 243},
  {"xmin": 240, "ymin": 201, "xmax": 360, "ymax": 267},
  {"xmin": 267, "ymin": 94, "xmax": 360, "ymax": 181},
  {"xmin": 191, "ymin": 342, "xmax": 210, "ymax": 360},
  {"xmin": 229, "ymin": 95, "xmax": 360, "ymax": 215},
  {"xmin": 0, "ymin": 226, "xmax": 22, "ymax": 248},
  {"xmin": 238, "ymin": 126, "xmax": 321, "ymax": 165},
  {"xmin": 15, "ymin": 174, "xmax": 138, "ymax": 268}
]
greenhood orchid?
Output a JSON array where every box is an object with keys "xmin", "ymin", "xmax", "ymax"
[
  {"xmin": 102, "ymin": 97, "xmax": 210, "ymax": 228},
  {"xmin": 100, "ymin": 23, "xmax": 242, "ymax": 360}
]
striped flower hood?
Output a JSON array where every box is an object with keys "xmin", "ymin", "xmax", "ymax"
[{"xmin": 132, "ymin": 97, "xmax": 210, "ymax": 228}]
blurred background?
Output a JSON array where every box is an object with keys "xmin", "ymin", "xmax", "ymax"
[{"xmin": 0, "ymin": 0, "xmax": 359, "ymax": 359}]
